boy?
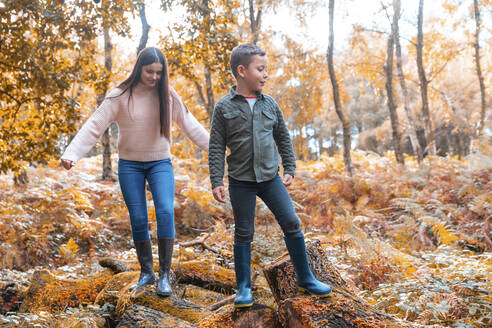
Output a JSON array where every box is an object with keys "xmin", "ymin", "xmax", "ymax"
[{"xmin": 209, "ymin": 44, "xmax": 332, "ymax": 308}]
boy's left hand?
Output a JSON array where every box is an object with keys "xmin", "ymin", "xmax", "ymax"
[{"xmin": 282, "ymin": 174, "xmax": 293, "ymax": 186}]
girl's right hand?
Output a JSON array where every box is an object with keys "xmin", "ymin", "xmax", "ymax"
[{"xmin": 61, "ymin": 159, "xmax": 74, "ymax": 170}]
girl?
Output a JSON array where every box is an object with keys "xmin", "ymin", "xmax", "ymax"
[{"xmin": 61, "ymin": 47, "xmax": 209, "ymax": 297}]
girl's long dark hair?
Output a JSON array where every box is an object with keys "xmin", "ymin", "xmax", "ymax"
[{"xmin": 116, "ymin": 47, "xmax": 170, "ymax": 139}]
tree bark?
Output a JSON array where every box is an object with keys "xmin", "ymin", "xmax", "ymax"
[
  {"xmin": 0, "ymin": 282, "xmax": 23, "ymax": 314},
  {"xmin": 197, "ymin": 304, "xmax": 280, "ymax": 328},
  {"xmin": 278, "ymin": 295, "xmax": 418, "ymax": 328},
  {"xmin": 204, "ymin": 68, "xmax": 216, "ymax": 120},
  {"xmin": 394, "ymin": 0, "xmax": 423, "ymax": 164},
  {"xmin": 137, "ymin": 1, "xmax": 150, "ymax": 55},
  {"xmin": 416, "ymin": 0, "xmax": 435, "ymax": 156},
  {"xmin": 100, "ymin": 5, "xmax": 114, "ymax": 181},
  {"xmin": 248, "ymin": 0, "xmax": 263, "ymax": 44},
  {"xmin": 173, "ymin": 259, "xmax": 236, "ymax": 294},
  {"xmin": 327, "ymin": 0, "xmax": 353, "ymax": 176},
  {"xmin": 473, "ymin": 0, "xmax": 487, "ymax": 140},
  {"xmin": 263, "ymin": 240, "xmax": 354, "ymax": 304},
  {"xmin": 385, "ymin": 0, "xmax": 404, "ymax": 165},
  {"xmin": 117, "ymin": 304, "xmax": 198, "ymax": 328}
]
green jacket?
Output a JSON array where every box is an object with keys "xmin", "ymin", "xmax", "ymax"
[{"xmin": 209, "ymin": 87, "xmax": 296, "ymax": 189}]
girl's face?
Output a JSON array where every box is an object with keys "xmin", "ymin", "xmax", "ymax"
[{"xmin": 139, "ymin": 62, "xmax": 163, "ymax": 88}]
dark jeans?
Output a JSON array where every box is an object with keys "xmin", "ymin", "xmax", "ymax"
[
  {"xmin": 118, "ymin": 158, "xmax": 175, "ymax": 241},
  {"xmin": 228, "ymin": 174, "xmax": 303, "ymax": 244}
]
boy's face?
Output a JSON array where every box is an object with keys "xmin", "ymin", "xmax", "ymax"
[{"xmin": 238, "ymin": 54, "xmax": 268, "ymax": 93}]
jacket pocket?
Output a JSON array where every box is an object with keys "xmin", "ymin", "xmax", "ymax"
[
  {"xmin": 262, "ymin": 109, "xmax": 276, "ymax": 130},
  {"xmin": 224, "ymin": 110, "xmax": 246, "ymax": 134}
]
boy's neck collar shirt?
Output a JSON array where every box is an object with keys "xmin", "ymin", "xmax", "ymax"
[{"xmin": 230, "ymin": 86, "xmax": 264, "ymax": 100}]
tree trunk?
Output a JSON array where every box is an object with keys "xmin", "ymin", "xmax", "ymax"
[
  {"xmin": 197, "ymin": 304, "xmax": 280, "ymax": 328},
  {"xmin": 473, "ymin": 0, "xmax": 487, "ymax": 140},
  {"xmin": 117, "ymin": 304, "xmax": 199, "ymax": 328},
  {"xmin": 416, "ymin": 0, "xmax": 435, "ymax": 156},
  {"xmin": 0, "ymin": 282, "xmax": 23, "ymax": 314},
  {"xmin": 278, "ymin": 295, "xmax": 418, "ymax": 328},
  {"xmin": 248, "ymin": 0, "xmax": 263, "ymax": 44},
  {"xmin": 173, "ymin": 259, "xmax": 236, "ymax": 294},
  {"xmin": 137, "ymin": 1, "xmax": 150, "ymax": 55},
  {"xmin": 204, "ymin": 68, "xmax": 216, "ymax": 120},
  {"xmin": 394, "ymin": 0, "xmax": 423, "ymax": 164},
  {"xmin": 100, "ymin": 4, "xmax": 114, "ymax": 181},
  {"xmin": 385, "ymin": 0, "xmax": 404, "ymax": 165},
  {"xmin": 263, "ymin": 240, "xmax": 354, "ymax": 304},
  {"xmin": 263, "ymin": 240, "xmax": 418, "ymax": 328},
  {"xmin": 327, "ymin": 0, "xmax": 353, "ymax": 176}
]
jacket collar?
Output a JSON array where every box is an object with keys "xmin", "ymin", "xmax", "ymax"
[{"xmin": 229, "ymin": 86, "xmax": 264, "ymax": 100}]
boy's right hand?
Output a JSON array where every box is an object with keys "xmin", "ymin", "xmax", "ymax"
[
  {"xmin": 212, "ymin": 186, "xmax": 226, "ymax": 203},
  {"xmin": 61, "ymin": 159, "xmax": 74, "ymax": 170}
]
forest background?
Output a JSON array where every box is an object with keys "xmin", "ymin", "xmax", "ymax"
[{"xmin": 0, "ymin": 0, "xmax": 491, "ymax": 327}]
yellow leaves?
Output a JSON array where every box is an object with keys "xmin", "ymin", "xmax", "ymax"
[
  {"xmin": 355, "ymin": 195, "xmax": 370, "ymax": 211},
  {"xmin": 60, "ymin": 237, "xmax": 80, "ymax": 257},
  {"xmin": 183, "ymin": 187, "xmax": 215, "ymax": 211},
  {"xmin": 420, "ymin": 216, "xmax": 459, "ymax": 245},
  {"xmin": 66, "ymin": 188, "xmax": 94, "ymax": 212}
]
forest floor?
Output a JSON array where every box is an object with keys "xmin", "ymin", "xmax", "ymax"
[{"xmin": 0, "ymin": 148, "xmax": 491, "ymax": 327}]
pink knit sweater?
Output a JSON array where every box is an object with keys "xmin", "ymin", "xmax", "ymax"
[{"xmin": 61, "ymin": 84, "xmax": 209, "ymax": 163}]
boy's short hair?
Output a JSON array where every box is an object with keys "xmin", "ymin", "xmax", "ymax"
[{"xmin": 230, "ymin": 44, "xmax": 266, "ymax": 78}]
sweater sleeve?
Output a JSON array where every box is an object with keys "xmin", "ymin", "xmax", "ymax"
[
  {"xmin": 170, "ymin": 87, "xmax": 209, "ymax": 152},
  {"xmin": 61, "ymin": 89, "xmax": 121, "ymax": 163},
  {"xmin": 273, "ymin": 102, "xmax": 296, "ymax": 177},
  {"xmin": 208, "ymin": 103, "xmax": 226, "ymax": 189}
]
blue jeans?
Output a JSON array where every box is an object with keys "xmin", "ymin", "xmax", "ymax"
[
  {"xmin": 228, "ymin": 175, "xmax": 303, "ymax": 244},
  {"xmin": 118, "ymin": 158, "xmax": 175, "ymax": 241}
]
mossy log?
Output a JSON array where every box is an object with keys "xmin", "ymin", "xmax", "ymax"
[
  {"xmin": 196, "ymin": 304, "xmax": 280, "ymax": 328},
  {"xmin": 116, "ymin": 304, "xmax": 198, "ymax": 328},
  {"xmin": 99, "ymin": 257, "xmax": 131, "ymax": 273},
  {"xmin": 264, "ymin": 240, "xmax": 420, "ymax": 328},
  {"xmin": 278, "ymin": 294, "xmax": 419, "ymax": 328},
  {"xmin": 0, "ymin": 282, "xmax": 23, "ymax": 314},
  {"xmin": 116, "ymin": 288, "xmax": 212, "ymax": 324},
  {"xmin": 21, "ymin": 269, "xmax": 113, "ymax": 312},
  {"xmin": 263, "ymin": 240, "xmax": 353, "ymax": 304},
  {"xmin": 173, "ymin": 259, "xmax": 236, "ymax": 294},
  {"xmin": 68, "ymin": 317, "xmax": 106, "ymax": 328},
  {"xmin": 95, "ymin": 271, "xmax": 139, "ymax": 306}
]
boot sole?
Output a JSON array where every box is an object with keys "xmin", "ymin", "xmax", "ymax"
[
  {"xmin": 234, "ymin": 302, "xmax": 253, "ymax": 308},
  {"xmin": 129, "ymin": 279, "xmax": 156, "ymax": 291},
  {"xmin": 157, "ymin": 292, "xmax": 171, "ymax": 297},
  {"xmin": 298, "ymin": 286, "xmax": 332, "ymax": 298}
]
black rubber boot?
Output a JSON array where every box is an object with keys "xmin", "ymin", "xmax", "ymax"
[
  {"xmin": 129, "ymin": 239, "xmax": 155, "ymax": 291},
  {"xmin": 284, "ymin": 236, "xmax": 332, "ymax": 297},
  {"xmin": 233, "ymin": 242, "xmax": 253, "ymax": 308},
  {"xmin": 156, "ymin": 238, "xmax": 174, "ymax": 297}
]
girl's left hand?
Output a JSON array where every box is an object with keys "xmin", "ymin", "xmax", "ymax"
[{"xmin": 282, "ymin": 174, "xmax": 293, "ymax": 186}]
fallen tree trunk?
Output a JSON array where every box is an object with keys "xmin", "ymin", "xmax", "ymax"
[
  {"xmin": 21, "ymin": 269, "xmax": 113, "ymax": 312},
  {"xmin": 262, "ymin": 240, "xmax": 420, "ymax": 328},
  {"xmin": 116, "ymin": 288, "xmax": 211, "ymax": 324},
  {"xmin": 173, "ymin": 259, "xmax": 236, "ymax": 294},
  {"xmin": 278, "ymin": 295, "xmax": 419, "ymax": 328},
  {"xmin": 197, "ymin": 303, "xmax": 280, "ymax": 328},
  {"xmin": 263, "ymin": 240, "xmax": 355, "ymax": 304},
  {"xmin": 0, "ymin": 282, "xmax": 23, "ymax": 314},
  {"xmin": 117, "ymin": 304, "xmax": 198, "ymax": 328}
]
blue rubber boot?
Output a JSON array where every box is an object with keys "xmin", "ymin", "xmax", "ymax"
[
  {"xmin": 156, "ymin": 238, "xmax": 174, "ymax": 297},
  {"xmin": 233, "ymin": 243, "xmax": 253, "ymax": 308},
  {"xmin": 129, "ymin": 239, "xmax": 156, "ymax": 291},
  {"xmin": 284, "ymin": 236, "xmax": 332, "ymax": 297}
]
